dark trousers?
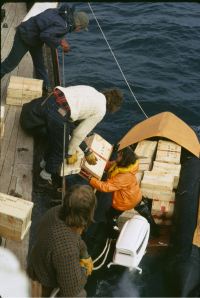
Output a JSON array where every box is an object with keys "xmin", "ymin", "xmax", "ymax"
[
  {"xmin": 44, "ymin": 97, "xmax": 70, "ymax": 175},
  {"xmin": 1, "ymin": 29, "xmax": 50, "ymax": 88}
]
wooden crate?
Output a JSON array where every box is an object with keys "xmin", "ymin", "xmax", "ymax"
[
  {"xmin": 155, "ymin": 149, "xmax": 181, "ymax": 164},
  {"xmin": 141, "ymin": 171, "xmax": 174, "ymax": 192},
  {"xmin": 6, "ymin": 76, "xmax": 43, "ymax": 106},
  {"xmin": 134, "ymin": 140, "xmax": 157, "ymax": 159},
  {"xmin": 141, "ymin": 187, "xmax": 175, "ymax": 201},
  {"xmin": 157, "ymin": 140, "xmax": 181, "ymax": 153},
  {"xmin": 152, "ymin": 161, "xmax": 181, "ymax": 189},
  {"xmin": 0, "ymin": 192, "xmax": 33, "ymax": 241}
]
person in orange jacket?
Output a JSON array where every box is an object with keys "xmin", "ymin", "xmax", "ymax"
[{"xmin": 87, "ymin": 146, "xmax": 159, "ymax": 237}]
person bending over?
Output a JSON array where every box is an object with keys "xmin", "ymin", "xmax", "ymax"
[
  {"xmin": 1, "ymin": 4, "xmax": 89, "ymax": 92},
  {"xmin": 20, "ymin": 85, "xmax": 123, "ymax": 189}
]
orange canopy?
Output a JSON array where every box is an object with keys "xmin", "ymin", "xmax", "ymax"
[{"xmin": 118, "ymin": 111, "xmax": 200, "ymax": 158}]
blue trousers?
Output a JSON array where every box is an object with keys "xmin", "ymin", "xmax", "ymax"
[
  {"xmin": 1, "ymin": 29, "xmax": 50, "ymax": 88},
  {"xmin": 44, "ymin": 97, "xmax": 70, "ymax": 174}
]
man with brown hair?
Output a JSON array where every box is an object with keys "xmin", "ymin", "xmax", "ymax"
[
  {"xmin": 27, "ymin": 184, "xmax": 96, "ymax": 297},
  {"xmin": 20, "ymin": 85, "xmax": 123, "ymax": 189}
]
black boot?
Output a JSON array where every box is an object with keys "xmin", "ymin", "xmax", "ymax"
[{"xmin": 135, "ymin": 199, "xmax": 160, "ymax": 238}]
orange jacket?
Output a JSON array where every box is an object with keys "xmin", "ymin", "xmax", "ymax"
[{"xmin": 89, "ymin": 160, "xmax": 142, "ymax": 211}]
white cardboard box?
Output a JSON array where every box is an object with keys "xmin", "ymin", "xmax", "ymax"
[
  {"xmin": 151, "ymin": 199, "xmax": 175, "ymax": 218},
  {"xmin": 141, "ymin": 187, "xmax": 175, "ymax": 201},
  {"xmin": 134, "ymin": 140, "xmax": 157, "ymax": 159},
  {"xmin": 155, "ymin": 149, "xmax": 181, "ymax": 164},
  {"xmin": 141, "ymin": 171, "xmax": 174, "ymax": 192},
  {"xmin": 152, "ymin": 161, "xmax": 181, "ymax": 189},
  {"xmin": 0, "ymin": 192, "xmax": 33, "ymax": 241},
  {"xmin": 61, "ymin": 133, "xmax": 113, "ymax": 180},
  {"xmin": 157, "ymin": 140, "xmax": 181, "ymax": 153}
]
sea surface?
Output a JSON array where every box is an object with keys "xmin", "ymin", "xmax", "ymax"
[
  {"xmin": 58, "ymin": 2, "xmax": 200, "ymax": 145},
  {"xmin": 31, "ymin": 3, "xmax": 200, "ymax": 297}
]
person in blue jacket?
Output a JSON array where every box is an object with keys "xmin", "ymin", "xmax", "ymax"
[{"xmin": 1, "ymin": 4, "xmax": 89, "ymax": 92}]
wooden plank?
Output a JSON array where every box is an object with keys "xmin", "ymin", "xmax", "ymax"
[
  {"xmin": 0, "ymin": 106, "xmax": 17, "ymax": 173},
  {"xmin": 0, "ymin": 3, "xmax": 34, "ymax": 271},
  {"xmin": 0, "ymin": 108, "xmax": 20, "ymax": 194},
  {"xmin": 1, "ymin": 3, "xmax": 16, "ymax": 49}
]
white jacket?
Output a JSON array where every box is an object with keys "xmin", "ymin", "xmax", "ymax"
[{"xmin": 56, "ymin": 85, "xmax": 106, "ymax": 155}]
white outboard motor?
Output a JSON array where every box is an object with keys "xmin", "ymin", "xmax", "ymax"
[{"xmin": 107, "ymin": 215, "xmax": 150, "ymax": 273}]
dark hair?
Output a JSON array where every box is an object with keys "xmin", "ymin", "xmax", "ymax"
[
  {"xmin": 61, "ymin": 184, "xmax": 97, "ymax": 228},
  {"xmin": 117, "ymin": 146, "xmax": 138, "ymax": 167},
  {"xmin": 102, "ymin": 88, "xmax": 123, "ymax": 113}
]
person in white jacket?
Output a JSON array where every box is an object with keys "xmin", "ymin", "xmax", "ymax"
[{"xmin": 20, "ymin": 85, "xmax": 123, "ymax": 188}]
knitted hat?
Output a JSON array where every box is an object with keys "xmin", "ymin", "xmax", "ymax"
[{"xmin": 74, "ymin": 11, "xmax": 89, "ymax": 31}]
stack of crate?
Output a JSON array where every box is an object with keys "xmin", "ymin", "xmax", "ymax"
[
  {"xmin": 141, "ymin": 140, "xmax": 181, "ymax": 225},
  {"xmin": 134, "ymin": 140, "xmax": 158, "ymax": 184},
  {"xmin": 6, "ymin": 76, "xmax": 43, "ymax": 106}
]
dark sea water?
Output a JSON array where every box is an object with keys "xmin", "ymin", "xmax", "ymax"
[
  {"xmin": 30, "ymin": 3, "xmax": 200, "ymax": 298},
  {"xmin": 58, "ymin": 2, "xmax": 200, "ymax": 146}
]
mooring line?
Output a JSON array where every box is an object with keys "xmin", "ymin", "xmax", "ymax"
[{"xmin": 88, "ymin": 2, "xmax": 148, "ymax": 119}]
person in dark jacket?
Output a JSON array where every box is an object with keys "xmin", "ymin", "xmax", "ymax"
[
  {"xmin": 27, "ymin": 184, "xmax": 97, "ymax": 297},
  {"xmin": 0, "ymin": 4, "xmax": 89, "ymax": 91}
]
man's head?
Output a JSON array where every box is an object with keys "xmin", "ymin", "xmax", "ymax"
[
  {"xmin": 74, "ymin": 11, "xmax": 89, "ymax": 31},
  {"xmin": 58, "ymin": 4, "xmax": 89, "ymax": 32},
  {"xmin": 102, "ymin": 88, "xmax": 123, "ymax": 113},
  {"xmin": 62, "ymin": 184, "xmax": 96, "ymax": 229}
]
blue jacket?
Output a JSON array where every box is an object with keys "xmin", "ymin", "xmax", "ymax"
[{"xmin": 18, "ymin": 8, "xmax": 72, "ymax": 48}]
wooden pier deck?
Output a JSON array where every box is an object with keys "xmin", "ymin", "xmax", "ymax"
[{"xmin": 1, "ymin": 2, "xmax": 33, "ymax": 269}]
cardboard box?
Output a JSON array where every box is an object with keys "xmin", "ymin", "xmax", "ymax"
[
  {"xmin": 155, "ymin": 149, "xmax": 181, "ymax": 164},
  {"xmin": 138, "ymin": 159, "xmax": 153, "ymax": 172},
  {"xmin": 134, "ymin": 140, "xmax": 157, "ymax": 159},
  {"xmin": 152, "ymin": 161, "xmax": 181, "ymax": 189},
  {"xmin": 81, "ymin": 134, "xmax": 113, "ymax": 179},
  {"xmin": 61, "ymin": 133, "xmax": 113, "ymax": 180},
  {"xmin": 0, "ymin": 192, "xmax": 34, "ymax": 241},
  {"xmin": 141, "ymin": 187, "xmax": 175, "ymax": 201},
  {"xmin": 141, "ymin": 171, "xmax": 174, "ymax": 192},
  {"xmin": 60, "ymin": 147, "xmax": 84, "ymax": 176},
  {"xmin": 151, "ymin": 199, "xmax": 175, "ymax": 218},
  {"xmin": 6, "ymin": 76, "xmax": 43, "ymax": 106},
  {"xmin": 157, "ymin": 140, "xmax": 181, "ymax": 153},
  {"xmin": 136, "ymin": 172, "xmax": 143, "ymax": 185}
]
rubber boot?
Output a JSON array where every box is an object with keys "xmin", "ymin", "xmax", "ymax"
[{"xmin": 135, "ymin": 200, "xmax": 160, "ymax": 237}]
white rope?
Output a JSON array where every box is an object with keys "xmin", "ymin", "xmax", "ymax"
[
  {"xmin": 93, "ymin": 238, "xmax": 109, "ymax": 264},
  {"xmin": 88, "ymin": 2, "xmax": 148, "ymax": 119},
  {"xmin": 93, "ymin": 239, "xmax": 112, "ymax": 270}
]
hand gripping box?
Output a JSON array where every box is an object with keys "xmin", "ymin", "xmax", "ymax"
[
  {"xmin": 0, "ymin": 192, "xmax": 33, "ymax": 241},
  {"xmin": 6, "ymin": 76, "xmax": 43, "ymax": 106},
  {"xmin": 81, "ymin": 133, "xmax": 113, "ymax": 179},
  {"xmin": 61, "ymin": 133, "xmax": 113, "ymax": 180}
]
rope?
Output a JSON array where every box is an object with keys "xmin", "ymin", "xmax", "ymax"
[
  {"xmin": 62, "ymin": 51, "xmax": 66, "ymax": 205},
  {"xmin": 62, "ymin": 51, "xmax": 65, "ymax": 87},
  {"xmin": 93, "ymin": 238, "xmax": 109, "ymax": 264},
  {"xmin": 88, "ymin": 2, "xmax": 148, "ymax": 119},
  {"xmin": 93, "ymin": 238, "xmax": 112, "ymax": 270}
]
